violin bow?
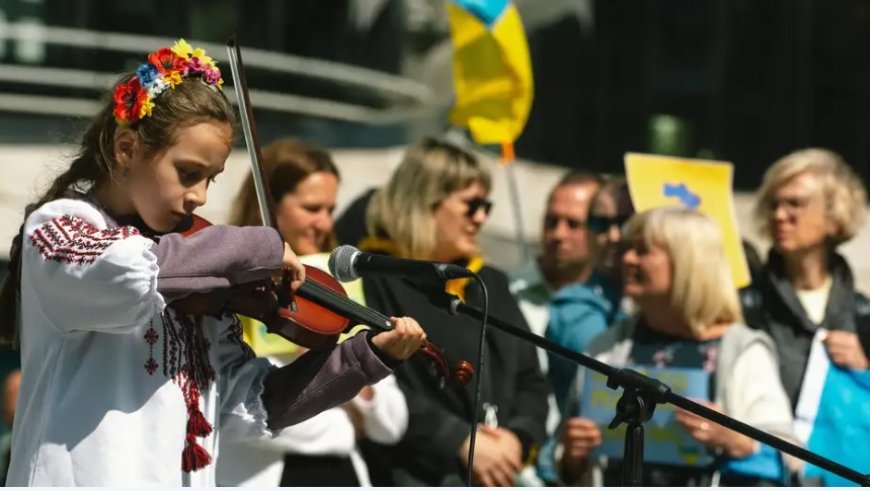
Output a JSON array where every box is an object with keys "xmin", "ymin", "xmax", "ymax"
[{"xmin": 225, "ymin": 36, "xmax": 294, "ymax": 310}]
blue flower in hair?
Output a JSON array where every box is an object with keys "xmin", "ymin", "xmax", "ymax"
[{"xmin": 136, "ymin": 63, "xmax": 160, "ymax": 88}]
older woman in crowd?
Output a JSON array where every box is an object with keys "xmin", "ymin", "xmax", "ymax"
[
  {"xmin": 558, "ymin": 207, "xmax": 794, "ymax": 486},
  {"xmin": 359, "ymin": 137, "xmax": 548, "ymax": 487},
  {"xmin": 743, "ymin": 148, "xmax": 870, "ymax": 408}
]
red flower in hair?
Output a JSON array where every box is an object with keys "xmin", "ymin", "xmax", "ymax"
[
  {"xmin": 113, "ymin": 77, "xmax": 144, "ymax": 123},
  {"xmin": 148, "ymin": 48, "xmax": 186, "ymax": 75}
]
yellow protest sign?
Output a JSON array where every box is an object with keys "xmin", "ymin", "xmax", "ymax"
[{"xmin": 624, "ymin": 153, "xmax": 750, "ymax": 289}]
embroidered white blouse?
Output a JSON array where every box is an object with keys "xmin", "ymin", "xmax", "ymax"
[{"xmin": 7, "ymin": 198, "xmax": 392, "ymax": 486}]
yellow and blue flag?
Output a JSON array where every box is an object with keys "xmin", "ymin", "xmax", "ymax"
[
  {"xmin": 795, "ymin": 330, "xmax": 870, "ymax": 486},
  {"xmin": 447, "ymin": 0, "xmax": 533, "ymax": 146}
]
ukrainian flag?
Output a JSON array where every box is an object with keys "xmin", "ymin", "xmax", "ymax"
[{"xmin": 447, "ymin": 0, "xmax": 533, "ymax": 146}]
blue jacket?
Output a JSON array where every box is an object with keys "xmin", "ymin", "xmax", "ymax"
[{"xmin": 545, "ymin": 274, "xmax": 622, "ymax": 415}]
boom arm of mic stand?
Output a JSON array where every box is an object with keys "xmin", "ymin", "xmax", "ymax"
[{"xmin": 430, "ymin": 291, "xmax": 870, "ymax": 486}]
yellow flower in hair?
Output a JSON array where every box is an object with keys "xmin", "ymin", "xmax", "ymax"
[
  {"xmin": 171, "ymin": 38, "xmax": 194, "ymax": 58},
  {"xmin": 197, "ymin": 53, "xmax": 214, "ymax": 66},
  {"xmin": 172, "ymin": 38, "xmax": 210, "ymax": 62},
  {"xmin": 139, "ymin": 97, "xmax": 155, "ymax": 119},
  {"xmin": 165, "ymin": 70, "xmax": 183, "ymax": 88}
]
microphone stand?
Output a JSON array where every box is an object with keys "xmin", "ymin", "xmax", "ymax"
[{"xmin": 423, "ymin": 290, "xmax": 870, "ymax": 487}]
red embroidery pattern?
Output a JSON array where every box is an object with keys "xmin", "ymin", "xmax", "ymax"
[
  {"xmin": 29, "ymin": 214, "xmax": 139, "ymax": 265},
  {"xmin": 148, "ymin": 312, "xmax": 260, "ymax": 473},
  {"xmin": 159, "ymin": 311, "xmax": 216, "ymax": 473}
]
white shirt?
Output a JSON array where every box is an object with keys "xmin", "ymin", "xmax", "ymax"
[
  {"xmin": 8, "ymin": 199, "xmax": 275, "ymax": 486},
  {"xmin": 509, "ymin": 259, "xmax": 553, "ymax": 368},
  {"xmin": 795, "ymin": 277, "xmax": 833, "ymax": 325},
  {"xmin": 216, "ymin": 374, "xmax": 407, "ymax": 487}
]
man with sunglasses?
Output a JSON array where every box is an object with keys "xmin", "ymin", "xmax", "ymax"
[
  {"xmin": 510, "ymin": 170, "xmax": 604, "ymax": 342},
  {"xmin": 508, "ymin": 170, "xmax": 603, "ymax": 484}
]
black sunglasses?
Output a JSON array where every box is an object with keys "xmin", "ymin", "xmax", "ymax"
[
  {"xmin": 543, "ymin": 215, "xmax": 587, "ymax": 230},
  {"xmin": 465, "ymin": 197, "xmax": 493, "ymax": 218},
  {"xmin": 588, "ymin": 215, "xmax": 631, "ymax": 233}
]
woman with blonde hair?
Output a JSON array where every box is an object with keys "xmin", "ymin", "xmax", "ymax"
[
  {"xmin": 218, "ymin": 138, "xmax": 410, "ymax": 487},
  {"xmin": 558, "ymin": 207, "xmax": 793, "ymax": 486},
  {"xmin": 743, "ymin": 148, "xmax": 870, "ymax": 406},
  {"xmin": 360, "ymin": 136, "xmax": 548, "ymax": 487}
]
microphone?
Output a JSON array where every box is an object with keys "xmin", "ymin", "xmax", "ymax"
[{"xmin": 328, "ymin": 245, "xmax": 473, "ymax": 283}]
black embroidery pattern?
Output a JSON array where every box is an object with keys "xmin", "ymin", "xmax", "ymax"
[
  {"xmin": 226, "ymin": 315, "xmax": 255, "ymax": 361},
  {"xmin": 29, "ymin": 214, "xmax": 139, "ymax": 265},
  {"xmin": 144, "ymin": 321, "xmax": 159, "ymax": 375}
]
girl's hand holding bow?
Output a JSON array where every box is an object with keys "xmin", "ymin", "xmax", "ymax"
[{"xmin": 371, "ymin": 317, "xmax": 427, "ymax": 361}]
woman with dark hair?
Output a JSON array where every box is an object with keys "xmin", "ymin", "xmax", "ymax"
[{"xmin": 220, "ymin": 138, "xmax": 409, "ymax": 487}]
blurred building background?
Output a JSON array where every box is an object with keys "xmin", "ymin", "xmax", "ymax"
[
  {"xmin": 3, "ymin": 0, "xmax": 870, "ymax": 439},
  {"xmin": 3, "ymin": 0, "xmax": 870, "ymax": 185}
]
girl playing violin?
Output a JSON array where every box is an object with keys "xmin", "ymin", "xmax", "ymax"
[{"xmin": 0, "ymin": 39, "xmax": 425, "ymax": 486}]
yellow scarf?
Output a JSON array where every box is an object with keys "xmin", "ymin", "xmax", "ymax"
[{"xmin": 358, "ymin": 237, "xmax": 484, "ymax": 302}]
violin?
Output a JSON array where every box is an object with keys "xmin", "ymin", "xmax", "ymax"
[
  {"xmin": 175, "ymin": 212, "xmax": 473, "ymax": 387},
  {"xmin": 177, "ymin": 38, "xmax": 473, "ymax": 387}
]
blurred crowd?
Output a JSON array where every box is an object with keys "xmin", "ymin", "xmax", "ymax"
[{"xmin": 1, "ymin": 138, "xmax": 867, "ymax": 486}]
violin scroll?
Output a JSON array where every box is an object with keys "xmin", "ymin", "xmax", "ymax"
[{"xmin": 418, "ymin": 341, "xmax": 474, "ymax": 388}]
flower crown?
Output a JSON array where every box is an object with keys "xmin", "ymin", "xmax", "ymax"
[{"xmin": 113, "ymin": 39, "xmax": 224, "ymax": 126}]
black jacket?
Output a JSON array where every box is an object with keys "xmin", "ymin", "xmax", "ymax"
[
  {"xmin": 361, "ymin": 264, "xmax": 549, "ymax": 486},
  {"xmin": 740, "ymin": 250, "xmax": 870, "ymax": 409}
]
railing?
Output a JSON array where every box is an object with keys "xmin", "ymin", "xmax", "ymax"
[{"xmin": 0, "ymin": 23, "xmax": 439, "ymax": 123}]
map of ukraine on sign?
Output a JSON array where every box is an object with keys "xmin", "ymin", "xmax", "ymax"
[
  {"xmin": 581, "ymin": 367, "xmax": 714, "ymax": 468},
  {"xmin": 625, "ymin": 153, "xmax": 751, "ymax": 289}
]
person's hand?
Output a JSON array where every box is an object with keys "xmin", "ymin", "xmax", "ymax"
[
  {"xmin": 481, "ymin": 426, "xmax": 523, "ymax": 468},
  {"xmin": 458, "ymin": 428, "xmax": 522, "ymax": 486},
  {"xmin": 560, "ymin": 417, "xmax": 602, "ymax": 464},
  {"xmin": 281, "ymin": 242, "xmax": 305, "ymax": 291},
  {"xmin": 371, "ymin": 317, "xmax": 426, "ymax": 361},
  {"xmin": 823, "ymin": 330, "xmax": 869, "ymax": 370},
  {"xmin": 675, "ymin": 401, "xmax": 756, "ymax": 458}
]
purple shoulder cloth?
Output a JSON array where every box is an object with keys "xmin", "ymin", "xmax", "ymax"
[
  {"xmin": 262, "ymin": 332, "xmax": 393, "ymax": 429},
  {"xmin": 151, "ymin": 225, "xmax": 284, "ymax": 301}
]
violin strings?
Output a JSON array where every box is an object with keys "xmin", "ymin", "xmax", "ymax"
[{"xmin": 298, "ymin": 280, "xmax": 391, "ymax": 328}]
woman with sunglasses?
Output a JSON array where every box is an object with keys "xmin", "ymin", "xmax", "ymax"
[
  {"xmin": 587, "ymin": 177, "xmax": 635, "ymax": 287},
  {"xmin": 357, "ymin": 137, "xmax": 548, "ymax": 487}
]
